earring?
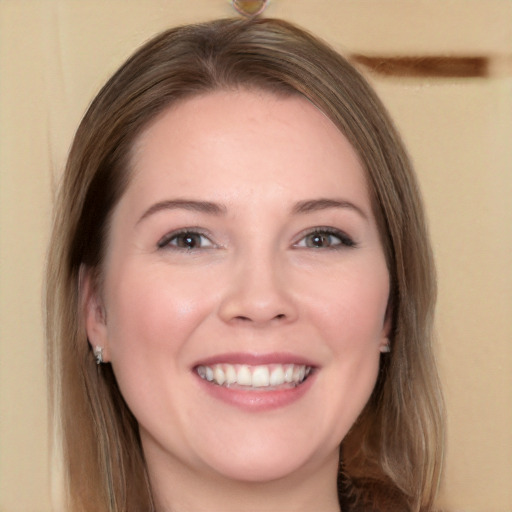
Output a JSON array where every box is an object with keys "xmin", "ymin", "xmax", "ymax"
[
  {"xmin": 94, "ymin": 346, "xmax": 104, "ymax": 365},
  {"xmin": 380, "ymin": 342, "xmax": 391, "ymax": 353}
]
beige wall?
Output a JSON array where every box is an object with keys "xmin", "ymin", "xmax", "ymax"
[{"xmin": 1, "ymin": 1, "xmax": 510, "ymax": 511}]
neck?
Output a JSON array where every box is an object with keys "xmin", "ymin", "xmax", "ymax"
[{"xmin": 146, "ymin": 449, "xmax": 342, "ymax": 512}]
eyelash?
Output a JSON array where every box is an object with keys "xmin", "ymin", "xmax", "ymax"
[
  {"xmin": 294, "ymin": 227, "xmax": 357, "ymax": 250},
  {"xmin": 157, "ymin": 229, "xmax": 215, "ymax": 251},
  {"xmin": 157, "ymin": 227, "xmax": 356, "ymax": 252}
]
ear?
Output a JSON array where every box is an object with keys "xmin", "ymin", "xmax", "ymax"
[
  {"xmin": 80, "ymin": 266, "xmax": 110, "ymax": 362},
  {"xmin": 379, "ymin": 305, "xmax": 392, "ymax": 353}
]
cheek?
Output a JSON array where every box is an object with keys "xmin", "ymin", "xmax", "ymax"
[
  {"xmin": 107, "ymin": 262, "xmax": 208, "ymax": 343},
  {"xmin": 308, "ymin": 261, "xmax": 390, "ymax": 346},
  {"xmin": 103, "ymin": 262, "xmax": 216, "ymax": 389},
  {"xmin": 304, "ymin": 259, "xmax": 388, "ymax": 419},
  {"xmin": 101, "ymin": 262, "xmax": 220, "ymax": 437},
  {"xmin": 311, "ymin": 301, "xmax": 385, "ymax": 444}
]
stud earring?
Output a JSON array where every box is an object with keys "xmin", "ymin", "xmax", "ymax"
[
  {"xmin": 94, "ymin": 346, "xmax": 104, "ymax": 365},
  {"xmin": 380, "ymin": 342, "xmax": 391, "ymax": 353}
]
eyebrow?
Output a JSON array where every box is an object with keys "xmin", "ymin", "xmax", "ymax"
[
  {"xmin": 137, "ymin": 199, "xmax": 227, "ymax": 224},
  {"xmin": 292, "ymin": 198, "xmax": 368, "ymax": 220},
  {"xmin": 137, "ymin": 197, "xmax": 368, "ymax": 224}
]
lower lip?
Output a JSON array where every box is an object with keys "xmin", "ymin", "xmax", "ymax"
[{"xmin": 194, "ymin": 373, "xmax": 316, "ymax": 412}]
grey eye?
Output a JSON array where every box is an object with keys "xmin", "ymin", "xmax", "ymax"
[
  {"xmin": 296, "ymin": 229, "xmax": 356, "ymax": 249},
  {"xmin": 158, "ymin": 231, "xmax": 214, "ymax": 250}
]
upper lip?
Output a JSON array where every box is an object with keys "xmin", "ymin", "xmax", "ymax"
[{"xmin": 192, "ymin": 352, "xmax": 318, "ymax": 368}]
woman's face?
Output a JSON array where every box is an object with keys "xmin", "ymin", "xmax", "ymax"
[{"xmin": 85, "ymin": 89, "xmax": 390, "ymax": 485}]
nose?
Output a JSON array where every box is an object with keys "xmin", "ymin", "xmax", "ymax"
[{"xmin": 217, "ymin": 254, "xmax": 298, "ymax": 326}]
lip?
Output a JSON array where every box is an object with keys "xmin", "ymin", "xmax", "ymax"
[
  {"xmin": 192, "ymin": 351, "xmax": 318, "ymax": 367},
  {"xmin": 191, "ymin": 352, "xmax": 318, "ymax": 412}
]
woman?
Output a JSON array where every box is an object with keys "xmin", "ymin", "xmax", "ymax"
[{"xmin": 46, "ymin": 17, "xmax": 444, "ymax": 512}]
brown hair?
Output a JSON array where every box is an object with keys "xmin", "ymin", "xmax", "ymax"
[{"xmin": 46, "ymin": 17, "xmax": 444, "ymax": 512}]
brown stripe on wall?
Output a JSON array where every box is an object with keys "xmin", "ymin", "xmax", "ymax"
[{"xmin": 350, "ymin": 55, "xmax": 494, "ymax": 78}]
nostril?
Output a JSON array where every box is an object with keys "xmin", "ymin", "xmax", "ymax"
[
  {"xmin": 234, "ymin": 315, "xmax": 251, "ymax": 322},
  {"xmin": 218, "ymin": 282, "xmax": 297, "ymax": 325},
  {"xmin": 233, "ymin": 313, "xmax": 286, "ymax": 322}
]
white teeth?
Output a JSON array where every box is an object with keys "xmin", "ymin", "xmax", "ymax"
[
  {"xmin": 284, "ymin": 364, "xmax": 294, "ymax": 383},
  {"xmin": 225, "ymin": 364, "xmax": 237, "ymax": 384},
  {"xmin": 269, "ymin": 366, "xmax": 285, "ymax": 386},
  {"xmin": 213, "ymin": 366, "xmax": 225, "ymax": 386},
  {"xmin": 196, "ymin": 363, "xmax": 312, "ymax": 389},
  {"xmin": 237, "ymin": 365, "xmax": 252, "ymax": 386},
  {"xmin": 252, "ymin": 366, "xmax": 270, "ymax": 387}
]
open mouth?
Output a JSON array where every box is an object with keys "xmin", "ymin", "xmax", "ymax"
[{"xmin": 195, "ymin": 363, "xmax": 313, "ymax": 390}]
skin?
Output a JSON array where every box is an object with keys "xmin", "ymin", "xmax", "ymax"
[{"xmin": 84, "ymin": 89, "xmax": 390, "ymax": 512}]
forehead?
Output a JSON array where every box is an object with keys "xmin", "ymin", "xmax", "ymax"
[{"xmin": 127, "ymin": 89, "xmax": 368, "ymax": 204}]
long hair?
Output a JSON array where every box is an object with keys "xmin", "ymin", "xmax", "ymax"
[{"xmin": 46, "ymin": 17, "xmax": 444, "ymax": 512}]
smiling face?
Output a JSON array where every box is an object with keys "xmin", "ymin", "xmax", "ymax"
[{"xmin": 84, "ymin": 89, "xmax": 390, "ymax": 494}]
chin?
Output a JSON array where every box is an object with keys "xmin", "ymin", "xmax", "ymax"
[
  {"xmin": 207, "ymin": 454, "xmax": 314, "ymax": 483},
  {"xmin": 196, "ymin": 430, "xmax": 338, "ymax": 484}
]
